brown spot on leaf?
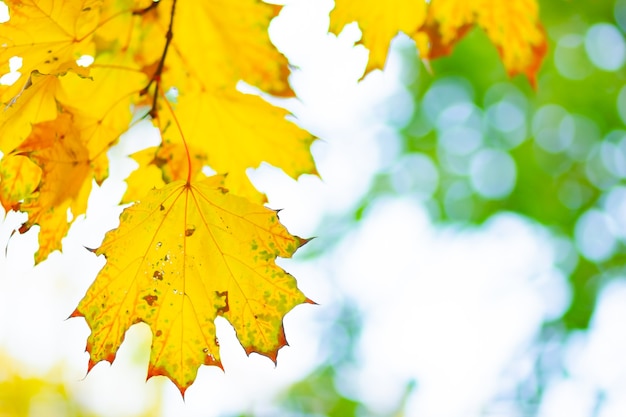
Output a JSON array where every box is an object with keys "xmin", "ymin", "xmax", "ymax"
[
  {"xmin": 156, "ymin": 330, "xmax": 162, "ymax": 337},
  {"xmin": 143, "ymin": 294, "xmax": 158, "ymax": 306},
  {"xmin": 153, "ymin": 270, "xmax": 163, "ymax": 280},
  {"xmin": 185, "ymin": 226, "xmax": 196, "ymax": 237},
  {"xmin": 216, "ymin": 290, "xmax": 229, "ymax": 314}
]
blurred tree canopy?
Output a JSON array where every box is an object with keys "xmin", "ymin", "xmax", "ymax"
[
  {"xmin": 400, "ymin": 0, "xmax": 625, "ymax": 331},
  {"xmin": 267, "ymin": 0, "xmax": 626, "ymax": 415}
]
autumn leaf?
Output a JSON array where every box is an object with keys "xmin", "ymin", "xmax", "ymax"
[
  {"xmin": 13, "ymin": 113, "xmax": 93, "ymax": 263},
  {"xmin": 424, "ymin": 0, "xmax": 547, "ymax": 86},
  {"xmin": 0, "ymin": 72, "xmax": 59, "ymax": 155},
  {"xmin": 72, "ymin": 177, "xmax": 310, "ymax": 394},
  {"xmin": 330, "ymin": 0, "xmax": 547, "ymax": 85},
  {"xmin": 0, "ymin": 0, "xmax": 101, "ymax": 101},
  {"xmin": 132, "ymin": 0, "xmax": 292, "ymax": 95},
  {"xmin": 330, "ymin": 0, "xmax": 427, "ymax": 73},
  {"xmin": 157, "ymin": 88, "xmax": 316, "ymax": 202}
]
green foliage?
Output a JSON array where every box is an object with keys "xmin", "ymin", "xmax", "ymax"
[{"xmin": 365, "ymin": 0, "xmax": 626, "ymax": 331}]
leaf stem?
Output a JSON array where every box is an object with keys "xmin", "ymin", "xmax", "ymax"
[{"xmin": 158, "ymin": 85, "xmax": 193, "ymax": 185}]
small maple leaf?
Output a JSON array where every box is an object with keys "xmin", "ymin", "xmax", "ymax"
[
  {"xmin": 10, "ymin": 113, "xmax": 93, "ymax": 263},
  {"xmin": 72, "ymin": 176, "xmax": 311, "ymax": 394},
  {"xmin": 157, "ymin": 87, "xmax": 316, "ymax": 202}
]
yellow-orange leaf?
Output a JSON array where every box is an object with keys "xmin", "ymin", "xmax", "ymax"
[
  {"xmin": 72, "ymin": 177, "xmax": 310, "ymax": 394},
  {"xmin": 16, "ymin": 113, "xmax": 93, "ymax": 263},
  {"xmin": 329, "ymin": 0, "xmax": 546, "ymax": 85},
  {"xmin": 0, "ymin": 0, "xmax": 101, "ymax": 102},
  {"xmin": 424, "ymin": 0, "xmax": 547, "ymax": 86},
  {"xmin": 330, "ymin": 0, "xmax": 427, "ymax": 73}
]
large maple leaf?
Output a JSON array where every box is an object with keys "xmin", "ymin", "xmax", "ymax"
[{"xmin": 72, "ymin": 177, "xmax": 311, "ymax": 394}]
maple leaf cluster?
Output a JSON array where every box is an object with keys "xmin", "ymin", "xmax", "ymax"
[{"xmin": 0, "ymin": 0, "xmax": 546, "ymax": 395}]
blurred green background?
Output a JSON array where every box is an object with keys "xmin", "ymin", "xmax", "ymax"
[{"xmin": 258, "ymin": 0, "xmax": 626, "ymax": 415}]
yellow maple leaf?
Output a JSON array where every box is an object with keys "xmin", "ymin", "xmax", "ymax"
[
  {"xmin": 133, "ymin": 0, "xmax": 291, "ymax": 95},
  {"xmin": 330, "ymin": 0, "xmax": 546, "ymax": 85},
  {"xmin": 0, "ymin": 0, "xmax": 101, "ymax": 102},
  {"xmin": 15, "ymin": 113, "xmax": 93, "ymax": 263},
  {"xmin": 158, "ymin": 88, "xmax": 315, "ymax": 202},
  {"xmin": 72, "ymin": 176, "xmax": 310, "ymax": 394},
  {"xmin": 424, "ymin": 0, "xmax": 547, "ymax": 86},
  {"xmin": 330, "ymin": 0, "xmax": 427, "ymax": 73},
  {"xmin": 0, "ymin": 72, "xmax": 59, "ymax": 155}
]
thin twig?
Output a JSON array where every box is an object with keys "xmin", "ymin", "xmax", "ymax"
[{"xmin": 140, "ymin": 0, "xmax": 177, "ymax": 118}]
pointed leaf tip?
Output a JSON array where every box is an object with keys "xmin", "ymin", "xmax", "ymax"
[
  {"xmin": 68, "ymin": 308, "xmax": 83, "ymax": 319},
  {"xmin": 298, "ymin": 236, "xmax": 315, "ymax": 247}
]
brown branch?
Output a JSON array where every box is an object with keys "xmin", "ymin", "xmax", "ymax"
[{"xmin": 139, "ymin": 0, "xmax": 177, "ymax": 118}]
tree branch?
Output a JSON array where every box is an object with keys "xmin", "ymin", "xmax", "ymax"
[{"xmin": 140, "ymin": 0, "xmax": 177, "ymax": 118}]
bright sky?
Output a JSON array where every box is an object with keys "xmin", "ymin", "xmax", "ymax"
[{"xmin": 1, "ymin": 1, "xmax": 626, "ymax": 416}]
